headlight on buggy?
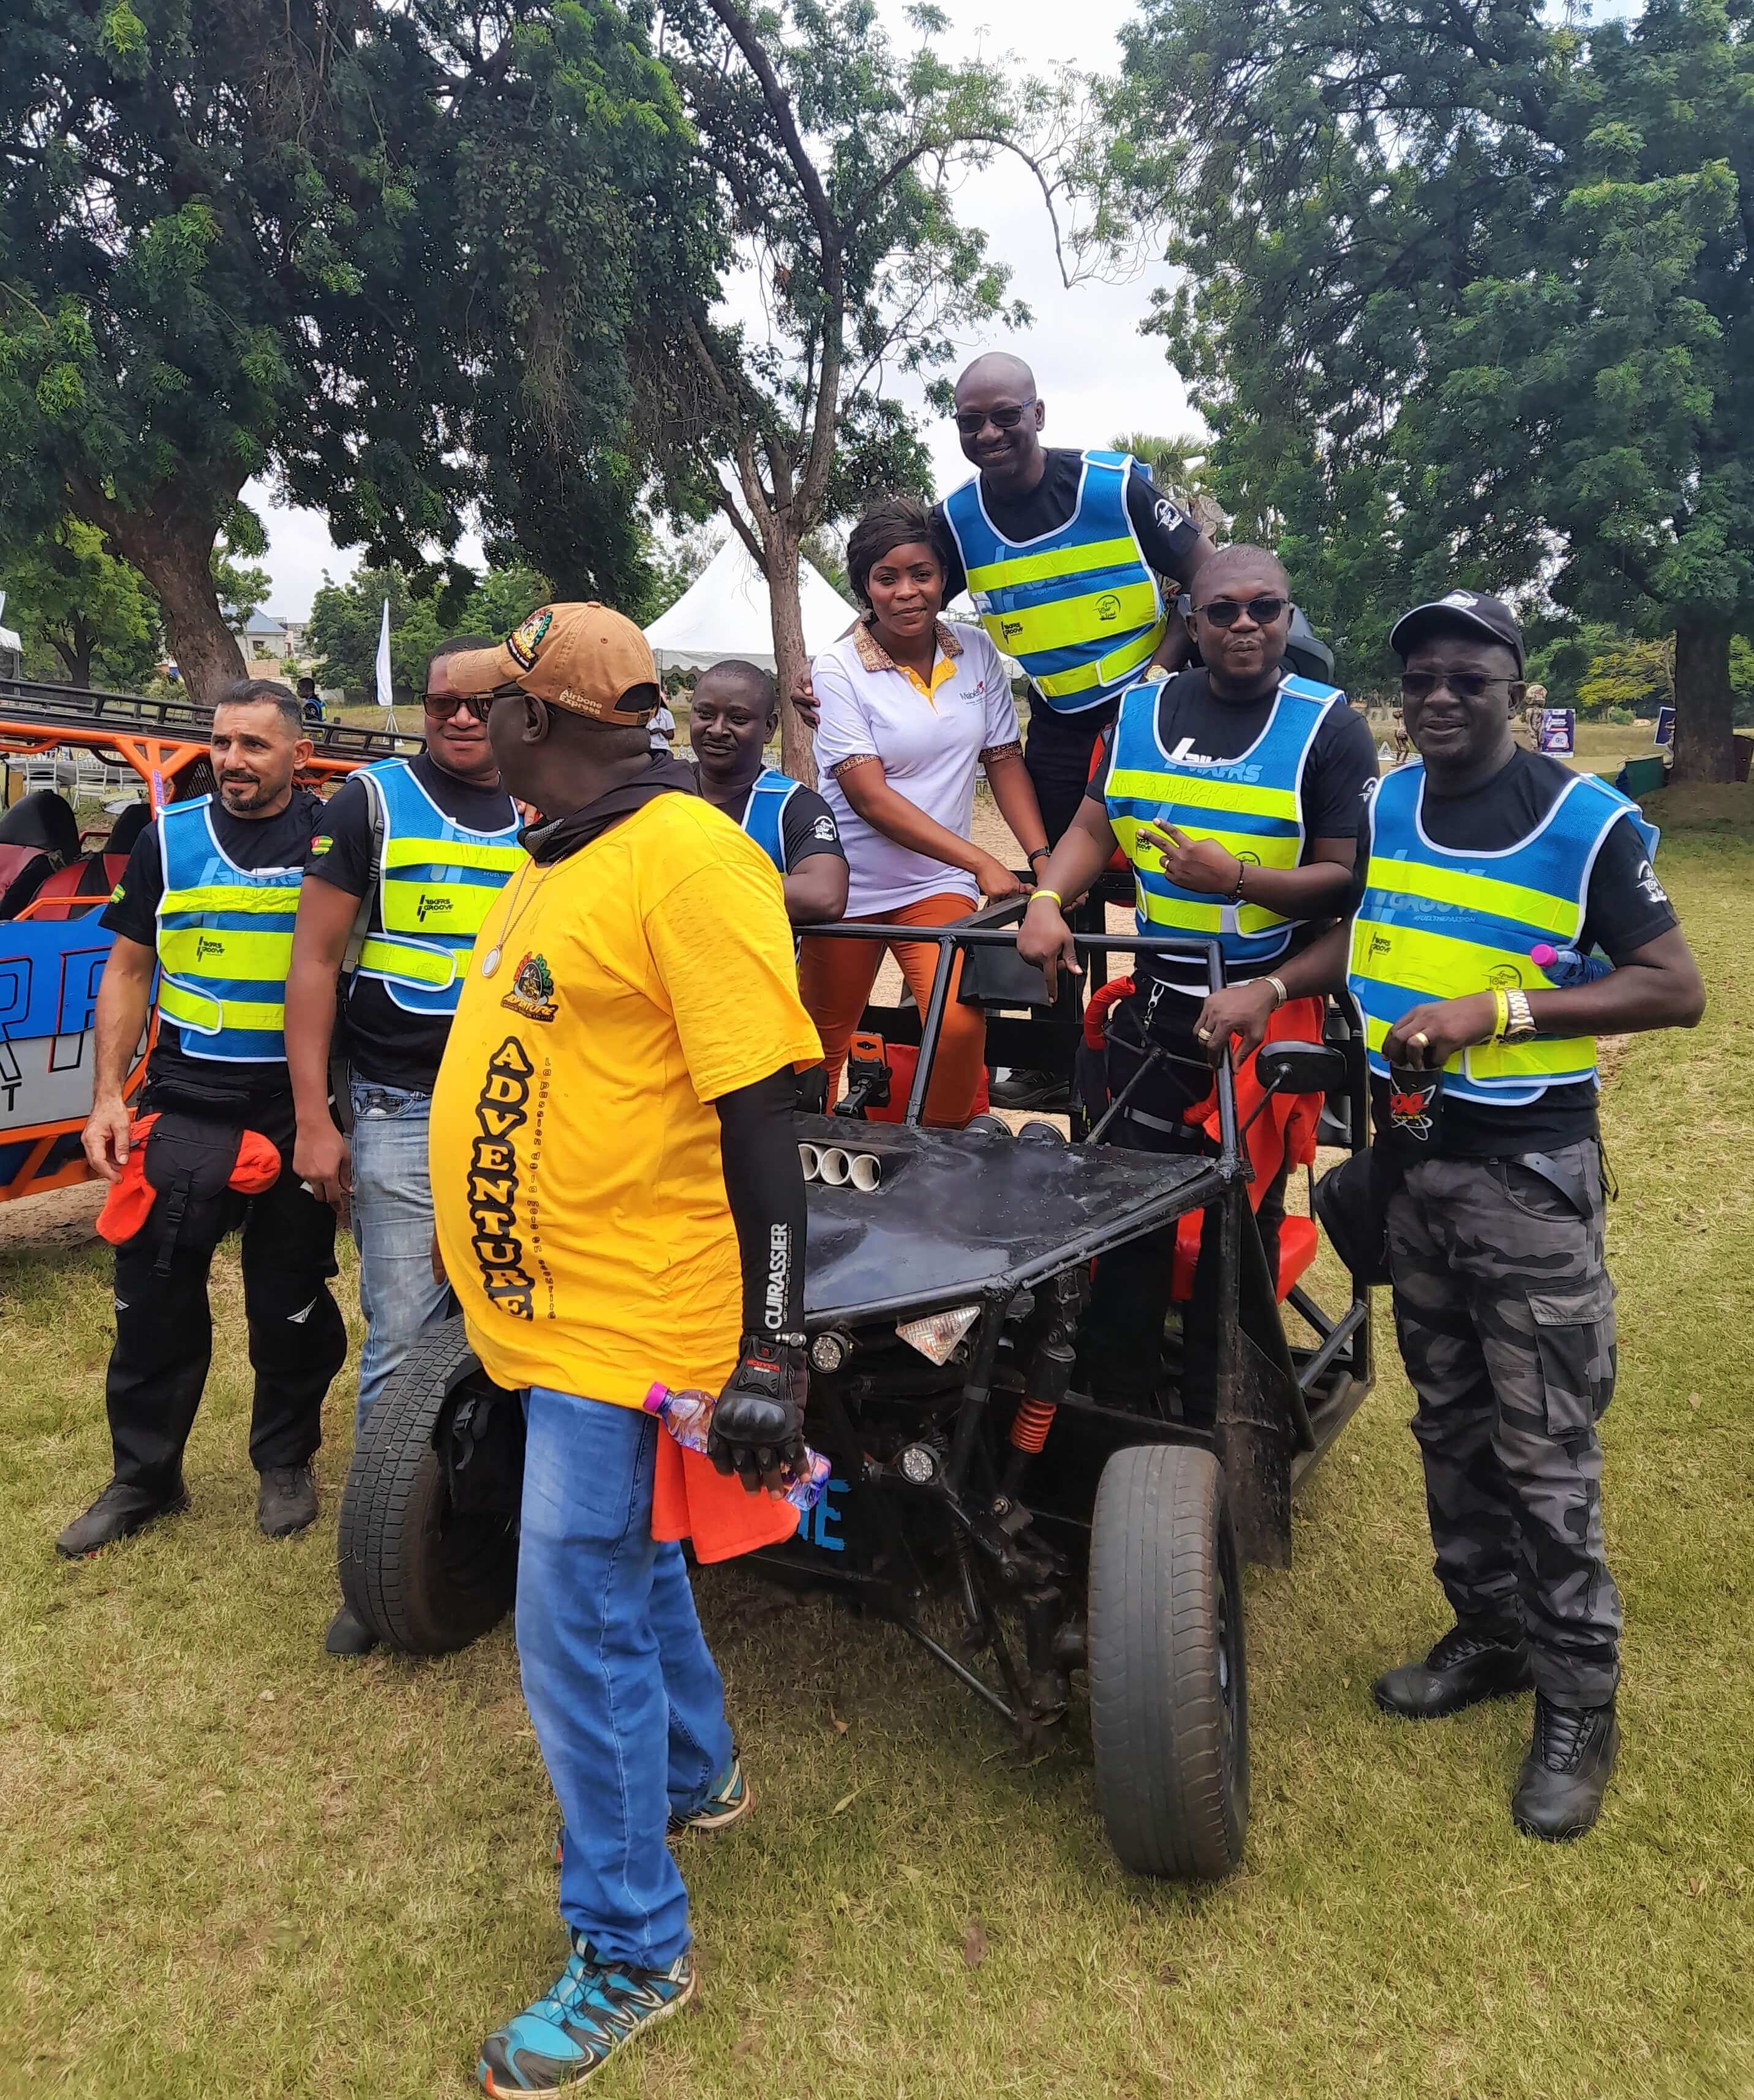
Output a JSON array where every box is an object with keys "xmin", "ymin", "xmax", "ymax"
[{"xmin": 895, "ymin": 1303, "xmax": 981, "ymax": 1365}]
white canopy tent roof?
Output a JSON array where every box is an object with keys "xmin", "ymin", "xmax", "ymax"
[{"xmin": 644, "ymin": 534, "xmax": 859, "ymax": 674}]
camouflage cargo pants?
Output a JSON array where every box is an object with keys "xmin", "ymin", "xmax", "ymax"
[{"xmin": 1387, "ymin": 1143, "xmax": 1621, "ymax": 1706}]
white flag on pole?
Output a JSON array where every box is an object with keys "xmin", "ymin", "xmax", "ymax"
[{"xmin": 375, "ymin": 597, "xmax": 394, "ymax": 710}]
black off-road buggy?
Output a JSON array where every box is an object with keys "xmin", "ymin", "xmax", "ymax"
[{"xmin": 337, "ymin": 906, "xmax": 1373, "ymax": 1880}]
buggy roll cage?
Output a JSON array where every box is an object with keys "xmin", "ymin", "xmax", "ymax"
[{"xmin": 800, "ymin": 901, "xmax": 1375, "ymax": 1569}]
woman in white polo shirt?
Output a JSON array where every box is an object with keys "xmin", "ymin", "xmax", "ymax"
[{"xmin": 799, "ymin": 495, "xmax": 1049, "ymax": 1125}]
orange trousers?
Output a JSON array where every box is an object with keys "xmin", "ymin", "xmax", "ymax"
[{"xmin": 798, "ymin": 892, "xmax": 986, "ymax": 1129}]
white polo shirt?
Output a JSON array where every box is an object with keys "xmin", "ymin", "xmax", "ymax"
[{"xmin": 813, "ymin": 619, "xmax": 1022, "ymax": 917}]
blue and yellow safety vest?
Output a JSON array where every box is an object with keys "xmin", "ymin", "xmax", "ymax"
[
  {"xmin": 155, "ymin": 797, "xmax": 304, "ymax": 1063},
  {"xmin": 354, "ymin": 759, "xmax": 524, "ymax": 1017},
  {"xmin": 1348, "ymin": 762, "xmax": 1658, "ymax": 1104},
  {"xmin": 739, "ymin": 767, "xmax": 797, "ymax": 875},
  {"xmin": 1104, "ymin": 673, "xmax": 1342, "ymax": 969},
  {"xmin": 939, "ymin": 450, "xmax": 1167, "ymax": 715}
]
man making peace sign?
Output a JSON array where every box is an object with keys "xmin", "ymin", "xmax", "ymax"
[{"xmin": 1018, "ymin": 545, "xmax": 1378, "ymax": 1407}]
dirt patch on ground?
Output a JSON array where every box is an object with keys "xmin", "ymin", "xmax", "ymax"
[{"xmin": 0, "ymin": 1181, "xmax": 104, "ymax": 1257}]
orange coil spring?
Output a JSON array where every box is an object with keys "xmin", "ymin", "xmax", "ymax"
[{"xmin": 1009, "ymin": 1397, "xmax": 1058, "ymax": 1455}]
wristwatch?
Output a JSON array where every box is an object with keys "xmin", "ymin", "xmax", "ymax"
[{"xmin": 1501, "ymin": 987, "xmax": 1538, "ymax": 1042}]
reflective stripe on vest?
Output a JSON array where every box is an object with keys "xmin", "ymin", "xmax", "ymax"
[
  {"xmin": 740, "ymin": 767, "xmax": 797, "ymax": 875},
  {"xmin": 1104, "ymin": 673, "xmax": 1341, "ymax": 965},
  {"xmin": 1347, "ymin": 762, "xmax": 1658, "ymax": 1103},
  {"xmin": 939, "ymin": 451, "xmax": 1167, "ymax": 713},
  {"xmin": 352, "ymin": 759, "xmax": 523, "ymax": 1015},
  {"xmin": 155, "ymin": 796, "xmax": 303, "ymax": 1063}
]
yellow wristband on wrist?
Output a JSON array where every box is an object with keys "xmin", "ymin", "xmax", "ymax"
[
  {"xmin": 1491, "ymin": 987, "xmax": 1511, "ymax": 1042},
  {"xmin": 1029, "ymin": 888, "xmax": 1064, "ymax": 911}
]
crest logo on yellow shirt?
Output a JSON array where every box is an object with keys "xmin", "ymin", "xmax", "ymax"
[{"xmin": 501, "ymin": 950, "xmax": 557, "ymax": 1022}]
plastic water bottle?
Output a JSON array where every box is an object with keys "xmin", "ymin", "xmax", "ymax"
[
  {"xmin": 1530, "ymin": 941, "xmax": 1615, "ymax": 988},
  {"xmin": 643, "ymin": 1382, "xmax": 832, "ymax": 1513}
]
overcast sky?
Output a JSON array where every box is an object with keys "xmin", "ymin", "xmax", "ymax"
[{"xmin": 249, "ymin": 0, "xmax": 1193, "ymax": 619}]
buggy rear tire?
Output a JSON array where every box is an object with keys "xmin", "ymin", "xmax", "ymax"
[
  {"xmin": 337, "ymin": 1319, "xmax": 519, "ymax": 1655},
  {"xmin": 1088, "ymin": 1443, "xmax": 1248, "ymax": 1879}
]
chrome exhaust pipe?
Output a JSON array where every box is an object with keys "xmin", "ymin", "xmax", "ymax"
[
  {"xmin": 848, "ymin": 1152, "xmax": 881, "ymax": 1192},
  {"xmin": 818, "ymin": 1146, "xmax": 852, "ymax": 1186}
]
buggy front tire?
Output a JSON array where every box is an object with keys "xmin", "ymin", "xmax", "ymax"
[
  {"xmin": 337, "ymin": 1319, "xmax": 519, "ymax": 1655},
  {"xmin": 1088, "ymin": 1442, "xmax": 1248, "ymax": 1879}
]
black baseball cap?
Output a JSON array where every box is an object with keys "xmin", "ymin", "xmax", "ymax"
[{"xmin": 1389, "ymin": 590, "xmax": 1524, "ymax": 672}]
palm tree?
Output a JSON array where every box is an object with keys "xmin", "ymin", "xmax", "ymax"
[{"xmin": 1110, "ymin": 432, "xmax": 1224, "ymax": 535}]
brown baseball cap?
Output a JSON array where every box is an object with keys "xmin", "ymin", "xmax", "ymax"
[{"xmin": 426, "ymin": 603, "xmax": 660, "ymax": 726}]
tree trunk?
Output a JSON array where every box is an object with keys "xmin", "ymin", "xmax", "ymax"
[
  {"xmin": 1671, "ymin": 610, "xmax": 1736, "ymax": 784},
  {"xmin": 763, "ymin": 524, "xmax": 817, "ymax": 788},
  {"xmin": 102, "ymin": 511, "xmax": 244, "ymax": 707},
  {"xmin": 51, "ymin": 623, "xmax": 94, "ymax": 688}
]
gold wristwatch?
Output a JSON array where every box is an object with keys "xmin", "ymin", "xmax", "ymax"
[{"xmin": 1500, "ymin": 987, "xmax": 1538, "ymax": 1042}]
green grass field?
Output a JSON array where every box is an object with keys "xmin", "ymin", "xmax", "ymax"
[{"xmin": 3, "ymin": 789, "xmax": 1751, "ymax": 2100}]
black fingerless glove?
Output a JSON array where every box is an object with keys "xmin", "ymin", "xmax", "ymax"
[{"xmin": 708, "ymin": 1334, "xmax": 810, "ymax": 1492}]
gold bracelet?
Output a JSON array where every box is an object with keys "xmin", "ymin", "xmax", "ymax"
[
  {"xmin": 1491, "ymin": 987, "xmax": 1511, "ymax": 1042},
  {"xmin": 1029, "ymin": 888, "xmax": 1064, "ymax": 910},
  {"xmin": 1265, "ymin": 974, "xmax": 1289, "ymax": 1010}
]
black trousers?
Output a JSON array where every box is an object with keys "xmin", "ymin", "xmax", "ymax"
[
  {"xmin": 1023, "ymin": 700, "xmax": 1119, "ymax": 846},
  {"xmin": 1080, "ymin": 1001, "xmax": 1289, "ymax": 1414},
  {"xmin": 105, "ymin": 1108, "xmax": 347, "ymax": 1493}
]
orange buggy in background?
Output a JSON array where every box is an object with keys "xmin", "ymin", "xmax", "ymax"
[{"xmin": 0, "ymin": 676, "xmax": 416, "ymax": 1205}]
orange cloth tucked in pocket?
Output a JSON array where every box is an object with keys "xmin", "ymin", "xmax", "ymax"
[{"xmin": 650, "ymin": 1434, "xmax": 804, "ymax": 1564}]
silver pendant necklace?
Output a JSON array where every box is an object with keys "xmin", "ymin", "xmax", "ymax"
[{"xmin": 481, "ymin": 861, "xmax": 540, "ymax": 979}]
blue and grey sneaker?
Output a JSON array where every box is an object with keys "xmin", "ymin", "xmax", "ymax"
[
  {"xmin": 477, "ymin": 1930, "xmax": 694, "ymax": 2094},
  {"xmin": 668, "ymin": 1755, "xmax": 752, "ymax": 1835}
]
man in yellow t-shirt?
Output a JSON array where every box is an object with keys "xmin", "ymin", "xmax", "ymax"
[{"xmin": 426, "ymin": 603, "xmax": 821, "ymax": 2096}]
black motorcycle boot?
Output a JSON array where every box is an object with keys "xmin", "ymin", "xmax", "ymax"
[
  {"xmin": 1372, "ymin": 1623, "xmax": 1535, "ymax": 1719},
  {"xmin": 1512, "ymin": 1693, "xmax": 1619, "ymax": 1842},
  {"xmin": 257, "ymin": 1464, "xmax": 318, "ymax": 1539},
  {"xmin": 56, "ymin": 1476, "xmax": 190, "ymax": 1559},
  {"xmin": 323, "ymin": 1603, "xmax": 378, "ymax": 1657}
]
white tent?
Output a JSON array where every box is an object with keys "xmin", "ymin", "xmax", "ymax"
[{"xmin": 644, "ymin": 535, "xmax": 857, "ymax": 674}]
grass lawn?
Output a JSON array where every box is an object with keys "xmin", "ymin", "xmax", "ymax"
[{"xmin": 3, "ymin": 791, "xmax": 1752, "ymax": 2100}]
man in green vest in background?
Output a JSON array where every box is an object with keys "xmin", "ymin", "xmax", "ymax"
[
  {"xmin": 285, "ymin": 636, "xmax": 525, "ymax": 1656},
  {"xmin": 1194, "ymin": 589, "xmax": 1706, "ymax": 1840},
  {"xmin": 57, "ymin": 681, "xmax": 348, "ymax": 1559}
]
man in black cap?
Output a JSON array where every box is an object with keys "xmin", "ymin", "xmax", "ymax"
[{"xmin": 1193, "ymin": 587, "xmax": 1705, "ymax": 1840}]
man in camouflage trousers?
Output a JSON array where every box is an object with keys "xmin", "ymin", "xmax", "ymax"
[{"xmin": 1195, "ymin": 588, "xmax": 1704, "ymax": 1840}]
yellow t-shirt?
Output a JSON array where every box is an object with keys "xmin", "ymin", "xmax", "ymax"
[{"xmin": 429, "ymin": 793, "xmax": 822, "ymax": 1406}]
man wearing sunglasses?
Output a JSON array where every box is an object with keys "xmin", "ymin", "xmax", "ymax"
[
  {"xmin": 285, "ymin": 634, "xmax": 524, "ymax": 1655},
  {"xmin": 1020, "ymin": 544, "xmax": 1377, "ymax": 1402},
  {"xmin": 1191, "ymin": 587, "xmax": 1705, "ymax": 1841}
]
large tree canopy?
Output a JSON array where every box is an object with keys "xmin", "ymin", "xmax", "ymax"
[
  {"xmin": 1116, "ymin": 0, "xmax": 1753, "ymax": 778},
  {"xmin": 0, "ymin": 1, "xmax": 717, "ymax": 701},
  {"xmin": 636, "ymin": 0, "xmax": 1101, "ymax": 777}
]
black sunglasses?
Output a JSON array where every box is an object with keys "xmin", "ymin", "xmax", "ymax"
[
  {"xmin": 1401, "ymin": 671, "xmax": 1520, "ymax": 702},
  {"xmin": 1195, "ymin": 595, "xmax": 1287, "ymax": 628},
  {"xmin": 423, "ymin": 690, "xmax": 494, "ymax": 723},
  {"xmin": 952, "ymin": 397, "xmax": 1036, "ymax": 437}
]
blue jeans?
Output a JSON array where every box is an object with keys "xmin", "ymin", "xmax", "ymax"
[
  {"xmin": 349, "ymin": 1079, "xmax": 452, "ymax": 1436},
  {"xmin": 520, "ymin": 1387, "xmax": 732, "ymax": 1970}
]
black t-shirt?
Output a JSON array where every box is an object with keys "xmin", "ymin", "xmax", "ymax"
[
  {"xmin": 100, "ymin": 788, "xmax": 328, "ymax": 1114},
  {"xmin": 933, "ymin": 450, "xmax": 1203, "ymax": 605},
  {"xmin": 1085, "ymin": 664, "xmax": 1380, "ymax": 995},
  {"xmin": 704, "ymin": 774, "xmax": 846, "ymax": 871},
  {"xmin": 303, "ymin": 752, "xmax": 521, "ymax": 1093},
  {"xmin": 1344, "ymin": 748, "xmax": 1679, "ymax": 1156}
]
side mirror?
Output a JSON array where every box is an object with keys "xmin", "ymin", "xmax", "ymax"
[{"xmin": 1255, "ymin": 1040, "xmax": 1347, "ymax": 1098}]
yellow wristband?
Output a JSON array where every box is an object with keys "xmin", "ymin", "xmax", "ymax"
[
  {"xmin": 1029, "ymin": 888, "xmax": 1064, "ymax": 911},
  {"xmin": 1491, "ymin": 987, "xmax": 1510, "ymax": 1042}
]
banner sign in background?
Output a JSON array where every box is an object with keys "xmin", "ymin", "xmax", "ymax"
[{"xmin": 1538, "ymin": 707, "xmax": 1576, "ymax": 754}]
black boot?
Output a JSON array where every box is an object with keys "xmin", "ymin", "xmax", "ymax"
[
  {"xmin": 56, "ymin": 1477, "xmax": 189, "ymax": 1559},
  {"xmin": 257, "ymin": 1464, "xmax": 318, "ymax": 1539},
  {"xmin": 323, "ymin": 1603, "xmax": 378, "ymax": 1657},
  {"xmin": 1372, "ymin": 1624, "xmax": 1534, "ymax": 1719},
  {"xmin": 1512, "ymin": 1693, "xmax": 1619, "ymax": 1842}
]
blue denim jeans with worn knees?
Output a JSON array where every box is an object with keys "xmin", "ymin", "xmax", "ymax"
[
  {"xmin": 520, "ymin": 1387, "xmax": 732, "ymax": 1970},
  {"xmin": 349, "ymin": 1079, "xmax": 452, "ymax": 1437}
]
